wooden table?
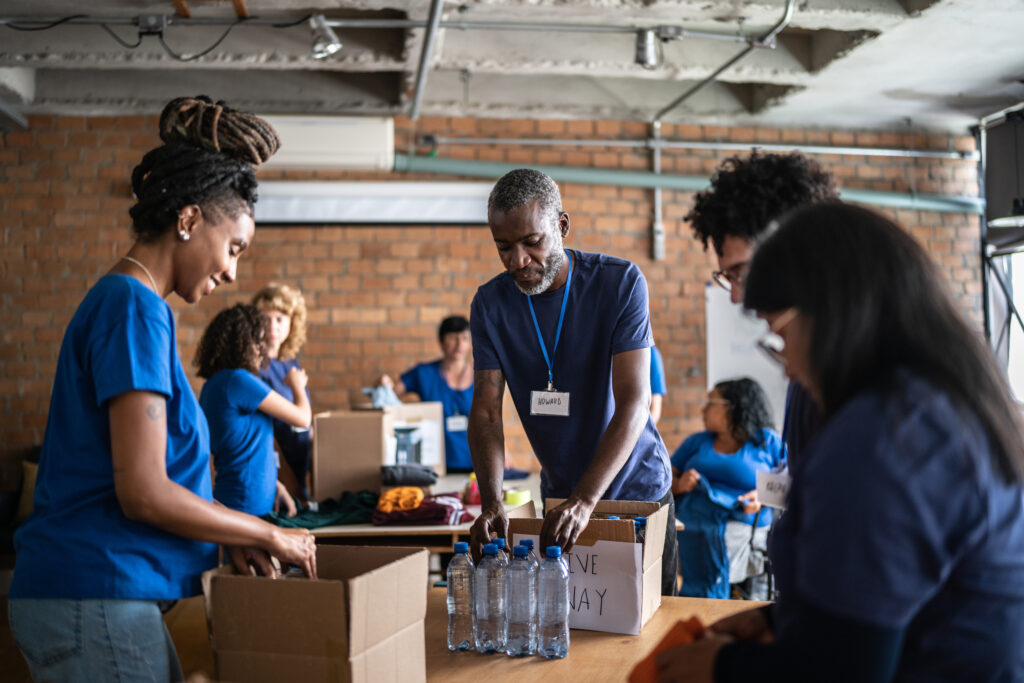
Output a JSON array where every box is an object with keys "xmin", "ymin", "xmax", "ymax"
[{"xmin": 424, "ymin": 588, "xmax": 766, "ymax": 681}]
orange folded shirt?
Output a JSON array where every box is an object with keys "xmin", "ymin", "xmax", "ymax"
[
  {"xmin": 627, "ymin": 616, "xmax": 706, "ymax": 683},
  {"xmin": 376, "ymin": 486, "xmax": 425, "ymax": 514}
]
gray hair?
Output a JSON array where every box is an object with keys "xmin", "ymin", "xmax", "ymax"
[{"xmin": 487, "ymin": 169, "xmax": 563, "ymax": 232}]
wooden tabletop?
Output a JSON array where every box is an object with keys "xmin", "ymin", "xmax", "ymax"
[{"xmin": 424, "ymin": 588, "xmax": 766, "ymax": 682}]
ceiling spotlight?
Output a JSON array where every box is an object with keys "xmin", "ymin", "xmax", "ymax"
[
  {"xmin": 310, "ymin": 14, "xmax": 342, "ymax": 59},
  {"xmin": 635, "ymin": 29, "xmax": 661, "ymax": 70}
]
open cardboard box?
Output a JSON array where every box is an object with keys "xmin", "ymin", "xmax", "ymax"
[
  {"xmin": 202, "ymin": 545, "xmax": 429, "ymax": 683},
  {"xmin": 509, "ymin": 499, "xmax": 668, "ymax": 636},
  {"xmin": 312, "ymin": 402, "xmax": 444, "ymax": 502}
]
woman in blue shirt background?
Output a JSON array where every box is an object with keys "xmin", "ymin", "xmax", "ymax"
[
  {"xmin": 195, "ymin": 303, "xmax": 311, "ymax": 518},
  {"xmin": 251, "ymin": 282, "xmax": 314, "ymax": 503},
  {"xmin": 672, "ymin": 377, "xmax": 784, "ymax": 599},
  {"xmin": 7, "ymin": 96, "xmax": 317, "ymax": 682},
  {"xmin": 659, "ymin": 203, "xmax": 1024, "ymax": 682},
  {"xmin": 381, "ymin": 315, "xmax": 475, "ymax": 472}
]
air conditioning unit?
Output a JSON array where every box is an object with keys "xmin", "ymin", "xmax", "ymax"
[{"xmin": 259, "ymin": 116, "xmax": 394, "ymax": 171}]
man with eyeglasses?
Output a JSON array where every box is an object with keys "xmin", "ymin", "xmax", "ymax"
[{"xmin": 686, "ymin": 151, "xmax": 839, "ymax": 463}]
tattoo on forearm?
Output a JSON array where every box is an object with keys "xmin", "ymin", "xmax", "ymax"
[{"xmin": 146, "ymin": 399, "xmax": 165, "ymax": 421}]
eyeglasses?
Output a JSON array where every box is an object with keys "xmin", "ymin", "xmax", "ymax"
[
  {"xmin": 711, "ymin": 262, "xmax": 748, "ymax": 292},
  {"xmin": 756, "ymin": 308, "xmax": 798, "ymax": 366}
]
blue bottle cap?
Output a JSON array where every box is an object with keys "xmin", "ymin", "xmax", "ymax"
[
  {"xmin": 513, "ymin": 545, "xmax": 529, "ymax": 558},
  {"xmin": 490, "ymin": 537, "xmax": 506, "ymax": 549},
  {"xmin": 634, "ymin": 517, "xmax": 647, "ymax": 528},
  {"xmin": 453, "ymin": 542, "xmax": 469, "ymax": 553},
  {"xmin": 519, "ymin": 539, "xmax": 535, "ymax": 549},
  {"xmin": 483, "ymin": 543, "xmax": 498, "ymax": 555},
  {"xmin": 545, "ymin": 546, "xmax": 562, "ymax": 558},
  {"xmin": 607, "ymin": 516, "xmax": 620, "ymax": 520}
]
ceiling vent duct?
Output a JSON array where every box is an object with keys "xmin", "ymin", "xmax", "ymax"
[{"xmin": 260, "ymin": 116, "xmax": 394, "ymax": 171}]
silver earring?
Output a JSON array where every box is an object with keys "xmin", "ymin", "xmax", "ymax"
[{"xmin": 179, "ymin": 231, "xmax": 190, "ymax": 242}]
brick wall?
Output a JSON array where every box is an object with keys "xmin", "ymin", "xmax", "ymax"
[{"xmin": 1, "ymin": 114, "xmax": 980, "ymax": 473}]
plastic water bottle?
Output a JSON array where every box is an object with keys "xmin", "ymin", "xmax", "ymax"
[
  {"xmin": 634, "ymin": 517, "xmax": 647, "ymax": 544},
  {"xmin": 518, "ymin": 539, "xmax": 540, "ymax": 570},
  {"xmin": 490, "ymin": 537, "xmax": 509, "ymax": 567},
  {"xmin": 537, "ymin": 545, "xmax": 570, "ymax": 659},
  {"xmin": 474, "ymin": 543, "xmax": 507, "ymax": 654},
  {"xmin": 446, "ymin": 542, "xmax": 475, "ymax": 652},
  {"xmin": 505, "ymin": 546, "xmax": 537, "ymax": 657}
]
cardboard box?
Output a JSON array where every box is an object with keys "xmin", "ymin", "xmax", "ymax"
[
  {"xmin": 202, "ymin": 545, "xmax": 429, "ymax": 683},
  {"xmin": 312, "ymin": 403, "xmax": 445, "ymax": 501},
  {"xmin": 509, "ymin": 499, "xmax": 669, "ymax": 636}
]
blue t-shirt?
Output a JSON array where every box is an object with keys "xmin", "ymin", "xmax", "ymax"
[
  {"xmin": 770, "ymin": 371, "xmax": 1024, "ymax": 679},
  {"xmin": 401, "ymin": 360, "xmax": 474, "ymax": 471},
  {"xmin": 11, "ymin": 275, "xmax": 217, "ymax": 600},
  {"xmin": 470, "ymin": 249, "xmax": 671, "ymax": 501},
  {"xmin": 650, "ymin": 345, "xmax": 666, "ymax": 396},
  {"xmin": 200, "ymin": 369, "xmax": 275, "ymax": 516},
  {"xmin": 671, "ymin": 429, "xmax": 784, "ymax": 526},
  {"xmin": 258, "ymin": 357, "xmax": 311, "ymax": 474}
]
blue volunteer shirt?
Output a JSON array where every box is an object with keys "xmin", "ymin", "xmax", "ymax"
[
  {"xmin": 11, "ymin": 275, "xmax": 217, "ymax": 600},
  {"xmin": 200, "ymin": 369, "xmax": 276, "ymax": 516},
  {"xmin": 470, "ymin": 249, "xmax": 671, "ymax": 501},
  {"xmin": 671, "ymin": 429, "xmax": 784, "ymax": 526},
  {"xmin": 650, "ymin": 345, "xmax": 667, "ymax": 396},
  {"xmin": 401, "ymin": 360, "xmax": 474, "ymax": 471},
  {"xmin": 770, "ymin": 371, "xmax": 1024, "ymax": 679},
  {"xmin": 258, "ymin": 357, "xmax": 311, "ymax": 477}
]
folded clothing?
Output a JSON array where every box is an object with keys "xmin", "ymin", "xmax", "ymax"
[
  {"xmin": 264, "ymin": 490, "xmax": 378, "ymax": 529},
  {"xmin": 372, "ymin": 494, "xmax": 473, "ymax": 526},
  {"xmin": 381, "ymin": 464, "xmax": 438, "ymax": 487},
  {"xmin": 377, "ymin": 486, "xmax": 425, "ymax": 513}
]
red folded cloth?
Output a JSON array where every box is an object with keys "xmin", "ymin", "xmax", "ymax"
[{"xmin": 371, "ymin": 494, "xmax": 474, "ymax": 526}]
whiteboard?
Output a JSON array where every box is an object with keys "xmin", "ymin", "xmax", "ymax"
[{"xmin": 705, "ymin": 284, "xmax": 789, "ymax": 432}]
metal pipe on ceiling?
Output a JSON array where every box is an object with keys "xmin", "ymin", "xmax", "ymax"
[
  {"xmin": 422, "ymin": 135, "xmax": 975, "ymax": 161},
  {"xmin": 652, "ymin": 0, "xmax": 795, "ymax": 124},
  {"xmin": 392, "ymin": 153, "xmax": 984, "ymax": 215},
  {"xmin": 408, "ymin": 0, "xmax": 444, "ymax": 122}
]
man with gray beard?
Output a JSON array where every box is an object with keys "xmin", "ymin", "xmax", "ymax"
[{"xmin": 468, "ymin": 168, "xmax": 677, "ymax": 596}]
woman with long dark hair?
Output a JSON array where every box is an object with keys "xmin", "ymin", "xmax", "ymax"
[
  {"xmin": 658, "ymin": 202, "xmax": 1024, "ymax": 681},
  {"xmin": 8, "ymin": 96, "xmax": 317, "ymax": 682},
  {"xmin": 672, "ymin": 378, "xmax": 784, "ymax": 599}
]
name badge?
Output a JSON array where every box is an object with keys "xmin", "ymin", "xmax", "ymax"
[
  {"xmin": 445, "ymin": 415, "xmax": 468, "ymax": 432},
  {"xmin": 530, "ymin": 390, "xmax": 570, "ymax": 416},
  {"xmin": 756, "ymin": 469, "xmax": 792, "ymax": 510}
]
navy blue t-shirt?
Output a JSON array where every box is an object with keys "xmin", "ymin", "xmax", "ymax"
[
  {"xmin": 11, "ymin": 275, "xmax": 217, "ymax": 600},
  {"xmin": 770, "ymin": 371, "xmax": 1024, "ymax": 679},
  {"xmin": 200, "ymin": 369, "xmax": 276, "ymax": 516},
  {"xmin": 470, "ymin": 250, "xmax": 671, "ymax": 501},
  {"xmin": 258, "ymin": 357, "xmax": 312, "ymax": 481},
  {"xmin": 401, "ymin": 360, "xmax": 474, "ymax": 471}
]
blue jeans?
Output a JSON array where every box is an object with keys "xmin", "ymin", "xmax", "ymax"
[{"xmin": 8, "ymin": 598, "xmax": 184, "ymax": 682}]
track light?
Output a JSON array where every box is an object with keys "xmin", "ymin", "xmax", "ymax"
[
  {"xmin": 310, "ymin": 14, "xmax": 341, "ymax": 59},
  {"xmin": 635, "ymin": 29, "xmax": 660, "ymax": 70}
]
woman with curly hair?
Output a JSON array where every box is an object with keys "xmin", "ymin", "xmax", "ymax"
[
  {"xmin": 671, "ymin": 377, "xmax": 784, "ymax": 599},
  {"xmin": 195, "ymin": 303, "xmax": 310, "ymax": 519},
  {"xmin": 8, "ymin": 96, "xmax": 316, "ymax": 682},
  {"xmin": 251, "ymin": 282, "xmax": 313, "ymax": 501}
]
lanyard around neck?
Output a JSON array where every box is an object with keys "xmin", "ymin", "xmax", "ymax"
[{"xmin": 526, "ymin": 249, "xmax": 573, "ymax": 390}]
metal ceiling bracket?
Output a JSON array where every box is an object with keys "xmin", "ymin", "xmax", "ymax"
[{"xmin": 409, "ymin": 0, "xmax": 447, "ymax": 121}]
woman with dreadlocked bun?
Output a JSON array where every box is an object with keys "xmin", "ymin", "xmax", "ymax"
[{"xmin": 9, "ymin": 96, "xmax": 316, "ymax": 682}]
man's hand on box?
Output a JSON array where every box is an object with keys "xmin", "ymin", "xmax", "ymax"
[
  {"xmin": 270, "ymin": 527, "xmax": 318, "ymax": 579},
  {"xmin": 540, "ymin": 496, "xmax": 595, "ymax": 553},
  {"xmin": 470, "ymin": 503, "xmax": 508, "ymax": 562},
  {"xmin": 227, "ymin": 545, "xmax": 276, "ymax": 577}
]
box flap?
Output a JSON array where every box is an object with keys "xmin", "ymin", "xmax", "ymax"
[
  {"xmin": 335, "ymin": 546, "xmax": 429, "ymax": 657},
  {"xmin": 506, "ymin": 500, "xmax": 537, "ymax": 519},
  {"xmin": 641, "ymin": 502, "xmax": 670, "ymax": 571}
]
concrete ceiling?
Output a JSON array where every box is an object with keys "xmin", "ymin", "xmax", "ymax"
[{"xmin": 0, "ymin": 0, "xmax": 1022, "ymax": 134}]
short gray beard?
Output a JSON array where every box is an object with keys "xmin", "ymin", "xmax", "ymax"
[{"xmin": 514, "ymin": 232, "xmax": 565, "ymax": 296}]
